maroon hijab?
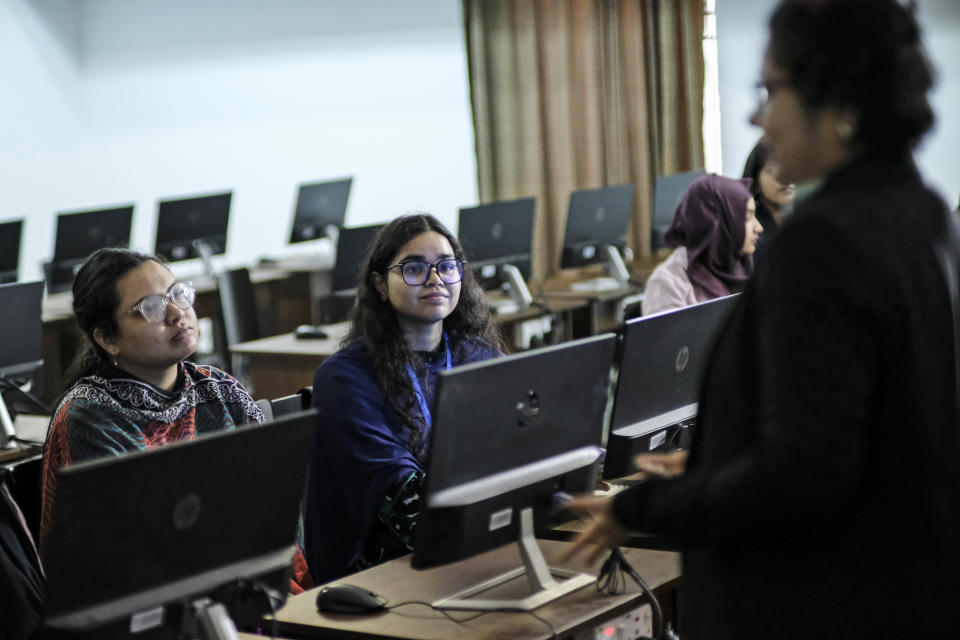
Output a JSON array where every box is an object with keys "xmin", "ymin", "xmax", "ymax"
[{"xmin": 664, "ymin": 174, "xmax": 754, "ymax": 300}]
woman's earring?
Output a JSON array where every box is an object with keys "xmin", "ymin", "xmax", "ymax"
[{"xmin": 837, "ymin": 120, "xmax": 854, "ymax": 141}]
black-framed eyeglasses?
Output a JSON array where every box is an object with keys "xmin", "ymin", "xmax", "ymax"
[
  {"xmin": 386, "ymin": 259, "xmax": 466, "ymax": 286},
  {"xmin": 126, "ymin": 281, "xmax": 196, "ymax": 323}
]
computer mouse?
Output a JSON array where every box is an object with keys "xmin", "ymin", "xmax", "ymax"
[
  {"xmin": 315, "ymin": 583, "xmax": 387, "ymax": 614},
  {"xmin": 294, "ymin": 324, "xmax": 329, "ymax": 340}
]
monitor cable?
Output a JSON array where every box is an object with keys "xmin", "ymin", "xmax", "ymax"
[{"xmin": 597, "ymin": 547, "xmax": 679, "ymax": 640}]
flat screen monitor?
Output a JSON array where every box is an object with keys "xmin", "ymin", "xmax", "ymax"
[
  {"xmin": 288, "ymin": 177, "xmax": 352, "ymax": 244},
  {"xmin": 47, "ymin": 205, "xmax": 134, "ymax": 294},
  {"xmin": 651, "ymin": 168, "xmax": 706, "ymax": 251},
  {"xmin": 331, "ymin": 223, "xmax": 384, "ymax": 293},
  {"xmin": 559, "ymin": 184, "xmax": 634, "ymax": 270},
  {"xmin": 0, "ymin": 281, "xmax": 44, "ymax": 379},
  {"xmin": 413, "ymin": 333, "xmax": 617, "ymax": 611},
  {"xmin": 43, "ymin": 410, "xmax": 316, "ymax": 639},
  {"xmin": 155, "ymin": 192, "xmax": 232, "ymax": 262},
  {"xmin": 458, "ymin": 197, "xmax": 535, "ymax": 290},
  {"xmin": 603, "ymin": 294, "xmax": 738, "ymax": 479},
  {"xmin": 0, "ymin": 219, "xmax": 23, "ymax": 284}
]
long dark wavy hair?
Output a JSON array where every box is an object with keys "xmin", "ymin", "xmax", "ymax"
[
  {"xmin": 65, "ymin": 247, "xmax": 164, "ymax": 385},
  {"xmin": 347, "ymin": 213, "xmax": 502, "ymax": 454}
]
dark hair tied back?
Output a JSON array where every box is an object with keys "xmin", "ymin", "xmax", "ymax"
[
  {"xmin": 769, "ymin": 0, "xmax": 935, "ymax": 155},
  {"xmin": 67, "ymin": 247, "xmax": 161, "ymax": 381}
]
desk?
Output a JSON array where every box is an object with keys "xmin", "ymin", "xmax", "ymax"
[
  {"xmin": 542, "ymin": 267, "xmax": 644, "ymax": 337},
  {"xmin": 268, "ymin": 540, "xmax": 681, "ymax": 639},
  {"xmin": 230, "ymin": 322, "xmax": 351, "ymax": 399}
]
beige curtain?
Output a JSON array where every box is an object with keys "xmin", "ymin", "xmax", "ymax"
[{"xmin": 464, "ymin": 0, "xmax": 705, "ymax": 281}]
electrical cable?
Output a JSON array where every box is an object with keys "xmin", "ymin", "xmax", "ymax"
[{"xmin": 597, "ymin": 547, "xmax": 680, "ymax": 640}]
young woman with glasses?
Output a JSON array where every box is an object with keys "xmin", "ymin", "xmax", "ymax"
[
  {"xmin": 40, "ymin": 248, "xmax": 264, "ymax": 550},
  {"xmin": 303, "ymin": 213, "xmax": 503, "ymax": 583}
]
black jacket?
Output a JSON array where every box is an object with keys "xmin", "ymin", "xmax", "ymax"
[{"xmin": 613, "ymin": 153, "xmax": 960, "ymax": 639}]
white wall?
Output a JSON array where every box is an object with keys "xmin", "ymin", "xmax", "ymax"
[
  {"xmin": 717, "ymin": 0, "xmax": 960, "ymax": 207},
  {"xmin": 1, "ymin": 0, "xmax": 478, "ymax": 280}
]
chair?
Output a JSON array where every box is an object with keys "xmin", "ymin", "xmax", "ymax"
[
  {"xmin": 269, "ymin": 387, "xmax": 313, "ymax": 418},
  {"xmin": 216, "ymin": 267, "xmax": 262, "ymax": 382}
]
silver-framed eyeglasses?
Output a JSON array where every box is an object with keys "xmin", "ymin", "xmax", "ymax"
[
  {"xmin": 754, "ymin": 78, "xmax": 788, "ymax": 112},
  {"xmin": 386, "ymin": 259, "xmax": 466, "ymax": 286},
  {"xmin": 127, "ymin": 281, "xmax": 196, "ymax": 323}
]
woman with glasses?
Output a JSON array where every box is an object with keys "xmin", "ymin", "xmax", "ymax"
[
  {"xmin": 40, "ymin": 248, "xmax": 264, "ymax": 549},
  {"xmin": 566, "ymin": 0, "xmax": 960, "ymax": 637},
  {"xmin": 304, "ymin": 213, "xmax": 502, "ymax": 583},
  {"xmin": 641, "ymin": 174, "xmax": 762, "ymax": 316},
  {"xmin": 741, "ymin": 140, "xmax": 795, "ymax": 264}
]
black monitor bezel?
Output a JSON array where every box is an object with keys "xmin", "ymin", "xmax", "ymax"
[
  {"xmin": 154, "ymin": 192, "xmax": 232, "ymax": 263},
  {"xmin": 288, "ymin": 177, "xmax": 352, "ymax": 245},
  {"xmin": 457, "ymin": 197, "xmax": 536, "ymax": 290},
  {"xmin": 559, "ymin": 184, "xmax": 635, "ymax": 270}
]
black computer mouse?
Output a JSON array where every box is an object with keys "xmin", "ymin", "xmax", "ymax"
[{"xmin": 315, "ymin": 583, "xmax": 387, "ymax": 614}]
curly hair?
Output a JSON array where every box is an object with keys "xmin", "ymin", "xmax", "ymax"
[
  {"xmin": 347, "ymin": 213, "xmax": 502, "ymax": 455},
  {"xmin": 768, "ymin": 0, "xmax": 935, "ymax": 156}
]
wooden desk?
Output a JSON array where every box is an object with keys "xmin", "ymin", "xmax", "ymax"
[
  {"xmin": 230, "ymin": 322, "xmax": 351, "ymax": 399},
  {"xmin": 542, "ymin": 267, "xmax": 644, "ymax": 336},
  {"xmin": 268, "ymin": 540, "xmax": 681, "ymax": 639}
]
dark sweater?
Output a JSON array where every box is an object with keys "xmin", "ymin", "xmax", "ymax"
[
  {"xmin": 304, "ymin": 333, "xmax": 500, "ymax": 583},
  {"xmin": 613, "ymin": 154, "xmax": 960, "ymax": 638}
]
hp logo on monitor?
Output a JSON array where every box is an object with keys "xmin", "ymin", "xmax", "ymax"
[{"xmin": 675, "ymin": 346, "xmax": 690, "ymax": 373}]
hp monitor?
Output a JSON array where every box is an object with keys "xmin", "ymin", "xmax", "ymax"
[
  {"xmin": 43, "ymin": 410, "xmax": 316, "ymax": 640},
  {"xmin": 560, "ymin": 184, "xmax": 635, "ymax": 284},
  {"xmin": 651, "ymin": 168, "xmax": 706, "ymax": 251},
  {"xmin": 316, "ymin": 223, "xmax": 384, "ymax": 325},
  {"xmin": 288, "ymin": 177, "xmax": 351, "ymax": 244},
  {"xmin": 458, "ymin": 197, "xmax": 535, "ymax": 311},
  {"xmin": 46, "ymin": 205, "xmax": 134, "ymax": 294},
  {"xmin": 155, "ymin": 192, "xmax": 232, "ymax": 263},
  {"xmin": 603, "ymin": 294, "xmax": 738, "ymax": 479},
  {"xmin": 0, "ymin": 219, "xmax": 23, "ymax": 284},
  {"xmin": 413, "ymin": 333, "xmax": 617, "ymax": 611},
  {"xmin": 0, "ymin": 281, "xmax": 44, "ymax": 448}
]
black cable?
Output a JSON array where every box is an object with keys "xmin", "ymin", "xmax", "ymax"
[{"xmin": 596, "ymin": 547, "xmax": 673, "ymax": 640}]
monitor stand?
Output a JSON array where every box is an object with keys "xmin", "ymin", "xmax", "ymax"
[
  {"xmin": 500, "ymin": 263, "xmax": 533, "ymax": 312},
  {"xmin": 192, "ymin": 239, "xmax": 219, "ymax": 279},
  {"xmin": 431, "ymin": 508, "xmax": 595, "ymax": 612},
  {"xmin": 603, "ymin": 244, "xmax": 632, "ymax": 284},
  {"xmin": 0, "ymin": 392, "xmax": 17, "ymax": 449},
  {"xmin": 182, "ymin": 599, "xmax": 240, "ymax": 640}
]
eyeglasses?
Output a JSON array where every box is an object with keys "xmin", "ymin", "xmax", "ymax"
[
  {"xmin": 754, "ymin": 79, "xmax": 789, "ymax": 112},
  {"xmin": 386, "ymin": 259, "xmax": 466, "ymax": 286},
  {"xmin": 126, "ymin": 281, "xmax": 196, "ymax": 323}
]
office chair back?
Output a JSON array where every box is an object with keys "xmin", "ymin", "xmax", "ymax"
[
  {"xmin": 217, "ymin": 267, "xmax": 261, "ymax": 347},
  {"xmin": 269, "ymin": 387, "xmax": 313, "ymax": 418}
]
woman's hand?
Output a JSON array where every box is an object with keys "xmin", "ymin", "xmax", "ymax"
[
  {"xmin": 560, "ymin": 495, "xmax": 630, "ymax": 565},
  {"xmin": 632, "ymin": 449, "xmax": 688, "ymax": 479}
]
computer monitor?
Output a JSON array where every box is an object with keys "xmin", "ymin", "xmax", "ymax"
[
  {"xmin": 155, "ymin": 192, "xmax": 232, "ymax": 264},
  {"xmin": 559, "ymin": 184, "xmax": 635, "ymax": 283},
  {"xmin": 458, "ymin": 197, "xmax": 535, "ymax": 310},
  {"xmin": 651, "ymin": 168, "xmax": 706, "ymax": 251},
  {"xmin": 413, "ymin": 333, "xmax": 617, "ymax": 611},
  {"xmin": 316, "ymin": 223, "xmax": 384, "ymax": 325},
  {"xmin": 0, "ymin": 219, "xmax": 23, "ymax": 284},
  {"xmin": 43, "ymin": 410, "xmax": 316, "ymax": 640},
  {"xmin": 0, "ymin": 281, "xmax": 44, "ymax": 449},
  {"xmin": 288, "ymin": 177, "xmax": 352, "ymax": 245},
  {"xmin": 46, "ymin": 205, "xmax": 134, "ymax": 294},
  {"xmin": 603, "ymin": 294, "xmax": 738, "ymax": 479}
]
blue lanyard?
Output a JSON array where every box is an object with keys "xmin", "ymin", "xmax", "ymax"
[{"xmin": 405, "ymin": 331, "xmax": 452, "ymax": 429}]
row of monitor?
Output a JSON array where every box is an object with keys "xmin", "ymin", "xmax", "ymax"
[
  {"xmin": 39, "ymin": 293, "xmax": 737, "ymax": 637},
  {"xmin": 1, "ymin": 168, "xmax": 706, "ymax": 296}
]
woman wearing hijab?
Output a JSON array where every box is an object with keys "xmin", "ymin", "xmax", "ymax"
[
  {"xmin": 741, "ymin": 140, "xmax": 796, "ymax": 263},
  {"xmin": 641, "ymin": 174, "xmax": 762, "ymax": 315}
]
